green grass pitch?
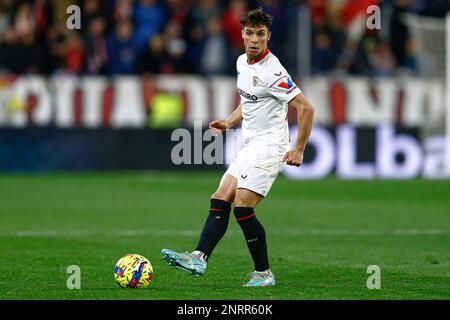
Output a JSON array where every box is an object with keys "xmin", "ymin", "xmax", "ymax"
[{"xmin": 0, "ymin": 171, "xmax": 449, "ymax": 299}]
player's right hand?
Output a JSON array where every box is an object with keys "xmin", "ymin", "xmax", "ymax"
[
  {"xmin": 282, "ymin": 150, "xmax": 304, "ymax": 167},
  {"xmin": 209, "ymin": 120, "xmax": 229, "ymax": 135}
]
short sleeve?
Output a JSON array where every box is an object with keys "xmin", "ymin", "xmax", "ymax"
[{"xmin": 266, "ymin": 74, "xmax": 302, "ymax": 103}]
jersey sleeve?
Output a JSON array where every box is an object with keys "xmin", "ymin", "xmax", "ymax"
[{"xmin": 266, "ymin": 71, "xmax": 302, "ymax": 103}]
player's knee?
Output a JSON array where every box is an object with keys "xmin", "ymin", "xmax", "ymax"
[
  {"xmin": 234, "ymin": 189, "xmax": 262, "ymax": 207},
  {"xmin": 233, "ymin": 193, "xmax": 251, "ymax": 207},
  {"xmin": 211, "ymin": 190, "xmax": 235, "ymax": 204}
]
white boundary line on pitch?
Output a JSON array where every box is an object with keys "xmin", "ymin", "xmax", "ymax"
[{"xmin": 0, "ymin": 229, "xmax": 447, "ymax": 237}]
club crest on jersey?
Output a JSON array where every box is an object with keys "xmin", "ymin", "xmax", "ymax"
[{"xmin": 253, "ymin": 76, "xmax": 258, "ymax": 87}]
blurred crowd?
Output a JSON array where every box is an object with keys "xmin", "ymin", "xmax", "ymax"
[{"xmin": 0, "ymin": 0, "xmax": 449, "ymax": 77}]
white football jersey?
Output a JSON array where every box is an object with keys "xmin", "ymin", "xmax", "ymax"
[{"xmin": 236, "ymin": 49, "xmax": 301, "ymax": 145}]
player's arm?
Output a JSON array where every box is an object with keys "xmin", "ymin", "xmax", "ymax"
[
  {"xmin": 283, "ymin": 93, "xmax": 315, "ymax": 166},
  {"xmin": 209, "ymin": 104, "xmax": 243, "ymax": 134}
]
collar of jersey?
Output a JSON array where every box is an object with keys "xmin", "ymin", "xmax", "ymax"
[{"xmin": 248, "ymin": 48, "xmax": 270, "ymax": 65}]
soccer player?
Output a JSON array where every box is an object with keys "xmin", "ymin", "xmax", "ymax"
[{"xmin": 162, "ymin": 8, "xmax": 315, "ymax": 287}]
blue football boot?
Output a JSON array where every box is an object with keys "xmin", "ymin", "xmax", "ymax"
[
  {"xmin": 243, "ymin": 270, "xmax": 275, "ymax": 287},
  {"xmin": 161, "ymin": 248, "xmax": 207, "ymax": 277}
]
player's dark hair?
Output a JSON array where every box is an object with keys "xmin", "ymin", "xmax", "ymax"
[{"xmin": 240, "ymin": 8, "xmax": 273, "ymax": 30}]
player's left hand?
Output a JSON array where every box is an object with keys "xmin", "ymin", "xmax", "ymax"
[
  {"xmin": 209, "ymin": 120, "xmax": 229, "ymax": 136},
  {"xmin": 282, "ymin": 150, "xmax": 303, "ymax": 167}
]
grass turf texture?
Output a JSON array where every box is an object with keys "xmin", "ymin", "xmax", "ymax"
[{"xmin": 0, "ymin": 171, "xmax": 449, "ymax": 300}]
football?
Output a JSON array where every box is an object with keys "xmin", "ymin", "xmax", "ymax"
[{"xmin": 114, "ymin": 253, "xmax": 154, "ymax": 288}]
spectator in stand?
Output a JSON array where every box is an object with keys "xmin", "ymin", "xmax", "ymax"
[
  {"xmin": 162, "ymin": 21, "xmax": 189, "ymax": 73},
  {"xmin": 134, "ymin": 0, "xmax": 166, "ymax": 54},
  {"xmin": 0, "ymin": 27, "xmax": 18, "ymax": 73},
  {"xmin": 33, "ymin": 0, "xmax": 54, "ymax": 40},
  {"xmin": 81, "ymin": 0, "xmax": 101, "ymax": 34},
  {"xmin": 308, "ymin": 0, "xmax": 327, "ymax": 27},
  {"xmin": 222, "ymin": 0, "xmax": 247, "ymax": 72},
  {"xmin": 14, "ymin": 2, "xmax": 35, "ymax": 40},
  {"xmin": 84, "ymin": 16, "xmax": 108, "ymax": 74},
  {"xmin": 200, "ymin": 17, "xmax": 228, "ymax": 75},
  {"xmin": 106, "ymin": 17, "xmax": 137, "ymax": 74},
  {"xmin": 190, "ymin": 0, "xmax": 222, "ymax": 33},
  {"xmin": 0, "ymin": 2, "xmax": 50, "ymax": 74},
  {"xmin": 46, "ymin": 22, "xmax": 67, "ymax": 74},
  {"xmin": 336, "ymin": 0, "xmax": 380, "ymax": 72},
  {"xmin": 0, "ymin": 22, "xmax": 11, "ymax": 67},
  {"xmin": 389, "ymin": 0, "xmax": 412, "ymax": 70},
  {"xmin": 64, "ymin": 31, "xmax": 85, "ymax": 74},
  {"xmin": 165, "ymin": 0, "xmax": 190, "ymax": 26},
  {"xmin": 137, "ymin": 33, "xmax": 168, "ymax": 74},
  {"xmin": 366, "ymin": 40, "xmax": 396, "ymax": 77},
  {"xmin": 311, "ymin": 30, "xmax": 335, "ymax": 74},
  {"xmin": 114, "ymin": 0, "xmax": 134, "ymax": 21},
  {"xmin": 402, "ymin": 39, "xmax": 418, "ymax": 74},
  {"xmin": 222, "ymin": 0, "xmax": 247, "ymax": 48},
  {"xmin": 0, "ymin": 0, "xmax": 14, "ymax": 35},
  {"xmin": 309, "ymin": 0, "xmax": 343, "ymax": 75},
  {"xmin": 183, "ymin": 0, "xmax": 222, "ymax": 73},
  {"xmin": 261, "ymin": 0, "xmax": 287, "ymax": 59}
]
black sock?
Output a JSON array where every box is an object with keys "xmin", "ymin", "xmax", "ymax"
[
  {"xmin": 195, "ymin": 199, "xmax": 231, "ymax": 259},
  {"xmin": 234, "ymin": 207, "xmax": 269, "ymax": 272}
]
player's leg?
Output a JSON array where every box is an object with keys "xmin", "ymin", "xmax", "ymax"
[
  {"xmin": 233, "ymin": 188, "xmax": 274, "ymax": 286},
  {"xmin": 233, "ymin": 188, "xmax": 265, "ymax": 270},
  {"xmin": 232, "ymin": 142, "xmax": 288, "ymax": 287},
  {"xmin": 193, "ymin": 174, "xmax": 237, "ymax": 260},
  {"xmin": 161, "ymin": 174, "xmax": 237, "ymax": 276}
]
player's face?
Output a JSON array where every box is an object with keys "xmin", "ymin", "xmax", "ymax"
[{"xmin": 242, "ymin": 24, "xmax": 271, "ymax": 60}]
